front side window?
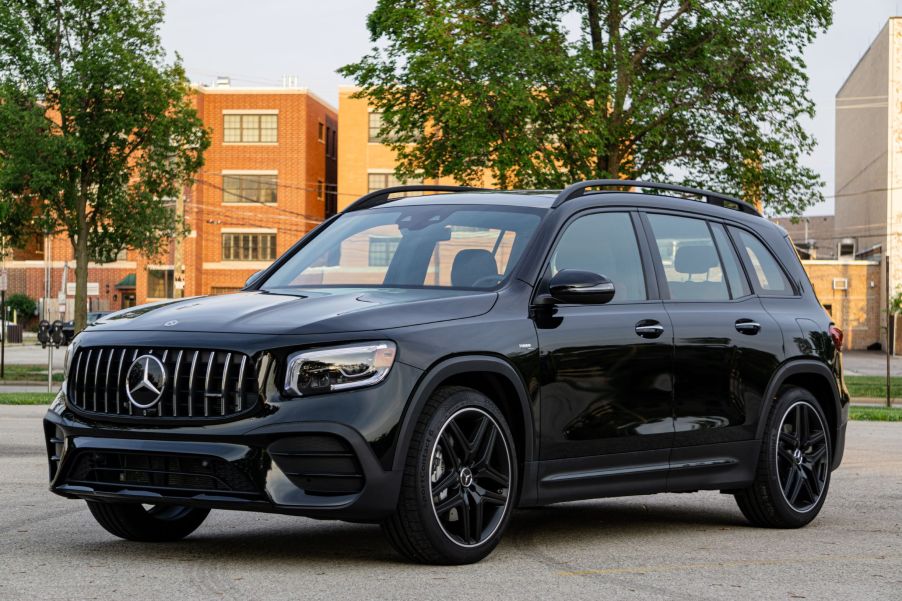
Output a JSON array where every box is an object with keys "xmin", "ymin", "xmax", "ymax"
[
  {"xmin": 549, "ymin": 212, "xmax": 646, "ymax": 303},
  {"xmin": 731, "ymin": 228, "xmax": 794, "ymax": 295},
  {"xmin": 222, "ymin": 174, "xmax": 277, "ymax": 204},
  {"xmin": 223, "ymin": 113, "xmax": 278, "ymax": 143},
  {"xmin": 261, "ymin": 205, "xmax": 544, "ymax": 291},
  {"xmin": 647, "ymin": 213, "xmax": 729, "ymax": 301},
  {"xmin": 222, "ymin": 233, "xmax": 277, "ymax": 261}
]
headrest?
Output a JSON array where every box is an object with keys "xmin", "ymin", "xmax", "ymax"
[
  {"xmin": 451, "ymin": 249, "xmax": 498, "ymax": 287},
  {"xmin": 673, "ymin": 245, "xmax": 719, "ymax": 275}
]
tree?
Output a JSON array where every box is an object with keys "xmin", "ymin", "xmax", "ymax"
[
  {"xmin": 4, "ymin": 292, "xmax": 36, "ymax": 324},
  {"xmin": 0, "ymin": 0, "xmax": 209, "ymax": 332},
  {"xmin": 341, "ymin": 0, "xmax": 831, "ymax": 215}
]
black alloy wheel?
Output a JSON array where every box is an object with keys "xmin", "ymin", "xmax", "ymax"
[
  {"xmin": 775, "ymin": 401, "xmax": 829, "ymax": 512},
  {"xmin": 429, "ymin": 407, "xmax": 512, "ymax": 547},
  {"xmin": 382, "ymin": 386, "xmax": 518, "ymax": 564},
  {"xmin": 734, "ymin": 386, "xmax": 832, "ymax": 528}
]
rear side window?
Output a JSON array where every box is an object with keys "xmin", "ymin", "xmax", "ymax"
[
  {"xmin": 711, "ymin": 223, "xmax": 751, "ymax": 298},
  {"xmin": 550, "ymin": 212, "xmax": 647, "ymax": 303},
  {"xmin": 646, "ymin": 213, "xmax": 729, "ymax": 301},
  {"xmin": 731, "ymin": 228, "xmax": 794, "ymax": 295}
]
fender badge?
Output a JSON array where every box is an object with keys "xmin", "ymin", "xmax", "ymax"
[{"xmin": 163, "ymin": 320, "xmax": 178, "ymax": 327}]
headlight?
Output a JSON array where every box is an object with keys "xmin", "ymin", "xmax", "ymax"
[
  {"xmin": 63, "ymin": 341, "xmax": 77, "ymax": 379},
  {"xmin": 283, "ymin": 342, "xmax": 397, "ymax": 396}
]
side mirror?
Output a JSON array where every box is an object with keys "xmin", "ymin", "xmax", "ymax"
[
  {"xmin": 244, "ymin": 270, "xmax": 265, "ymax": 288},
  {"xmin": 547, "ymin": 270, "xmax": 615, "ymax": 305}
]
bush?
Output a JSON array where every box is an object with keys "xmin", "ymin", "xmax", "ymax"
[{"xmin": 4, "ymin": 293, "xmax": 37, "ymax": 324}]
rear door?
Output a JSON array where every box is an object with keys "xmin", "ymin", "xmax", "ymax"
[{"xmin": 642, "ymin": 212, "xmax": 782, "ymax": 460}]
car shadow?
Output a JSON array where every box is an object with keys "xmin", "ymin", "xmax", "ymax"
[{"xmin": 68, "ymin": 497, "xmax": 746, "ymax": 567}]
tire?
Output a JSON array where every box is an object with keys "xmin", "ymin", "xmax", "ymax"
[
  {"xmin": 734, "ymin": 386, "xmax": 832, "ymax": 528},
  {"xmin": 86, "ymin": 501, "xmax": 210, "ymax": 542},
  {"xmin": 382, "ymin": 386, "xmax": 518, "ymax": 564}
]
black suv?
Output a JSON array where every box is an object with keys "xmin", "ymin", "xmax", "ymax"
[{"xmin": 44, "ymin": 180, "xmax": 848, "ymax": 564}]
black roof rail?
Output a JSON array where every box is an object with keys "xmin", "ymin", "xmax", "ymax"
[
  {"xmin": 344, "ymin": 185, "xmax": 492, "ymax": 212},
  {"xmin": 552, "ymin": 179, "xmax": 761, "ymax": 216}
]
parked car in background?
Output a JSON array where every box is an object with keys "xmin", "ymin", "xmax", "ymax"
[
  {"xmin": 44, "ymin": 181, "xmax": 848, "ymax": 564},
  {"xmin": 60, "ymin": 311, "xmax": 112, "ymax": 344}
]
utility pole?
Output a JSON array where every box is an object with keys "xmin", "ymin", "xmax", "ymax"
[
  {"xmin": 173, "ymin": 186, "xmax": 185, "ymax": 298},
  {"xmin": 887, "ymin": 255, "xmax": 892, "ymax": 409}
]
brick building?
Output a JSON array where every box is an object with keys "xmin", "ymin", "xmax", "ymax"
[{"xmin": 0, "ymin": 81, "xmax": 337, "ymax": 320}]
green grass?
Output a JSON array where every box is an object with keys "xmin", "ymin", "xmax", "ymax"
[
  {"xmin": 844, "ymin": 375, "xmax": 902, "ymax": 399},
  {"xmin": 0, "ymin": 364, "xmax": 64, "ymax": 383},
  {"xmin": 849, "ymin": 405, "xmax": 902, "ymax": 422},
  {"xmin": 0, "ymin": 392, "xmax": 56, "ymax": 405}
]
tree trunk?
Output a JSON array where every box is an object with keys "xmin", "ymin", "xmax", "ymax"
[{"xmin": 73, "ymin": 198, "xmax": 88, "ymax": 334}]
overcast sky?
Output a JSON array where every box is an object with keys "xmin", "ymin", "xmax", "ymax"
[{"xmin": 160, "ymin": 0, "xmax": 901, "ymax": 216}]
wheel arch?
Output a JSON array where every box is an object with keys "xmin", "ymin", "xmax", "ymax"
[
  {"xmin": 393, "ymin": 355, "xmax": 536, "ymax": 483},
  {"xmin": 758, "ymin": 359, "xmax": 843, "ymax": 466}
]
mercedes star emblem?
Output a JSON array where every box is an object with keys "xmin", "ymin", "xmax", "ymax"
[{"xmin": 126, "ymin": 354, "xmax": 167, "ymax": 409}]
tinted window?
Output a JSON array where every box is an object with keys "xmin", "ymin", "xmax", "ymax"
[
  {"xmin": 711, "ymin": 223, "xmax": 751, "ymax": 298},
  {"xmin": 647, "ymin": 214, "xmax": 728, "ymax": 301},
  {"xmin": 550, "ymin": 212, "xmax": 646, "ymax": 303},
  {"xmin": 732, "ymin": 228, "xmax": 793, "ymax": 295}
]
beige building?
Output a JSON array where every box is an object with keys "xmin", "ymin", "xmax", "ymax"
[
  {"xmin": 835, "ymin": 18, "xmax": 902, "ymax": 294},
  {"xmin": 336, "ymin": 87, "xmax": 492, "ymax": 210}
]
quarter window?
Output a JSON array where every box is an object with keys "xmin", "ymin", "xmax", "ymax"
[
  {"xmin": 222, "ymin": 174, "xmax": 277, "ymax": 204},
  {"xmin": 222, "ymin": 233, "xmax": 277, "ymax": 261},
  {"xmin": 550, "ymin": 212, "xmax": 647, "ymax": 303},
  {"xmin": 647, "ymin": 214, "xmax": 729, "ymax": 301},
  {"xmin": 223, "ymin": 113, "xmax": 278, "ymax": 143},
  {"xmin": 731, "ymin": 228, "xmax": 794, "ymax": 295}
]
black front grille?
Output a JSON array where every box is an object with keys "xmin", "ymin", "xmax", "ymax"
[
  {"xmin": 67, "ymin": 451, "xmax": 261, "ymax": 496},
  {"xmin": 268, "ymin": 435, "xmax": 365, "ymax": 496},
  {"xmin": 67, "ymin": 347, "xmax": 259, "ymax": 419}
]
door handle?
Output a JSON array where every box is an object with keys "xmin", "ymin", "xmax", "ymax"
[
  {"xmin": 635, "ymin": 320, "xmax": 664, "ymax": 339},
  {"xmin": 735, "ymin": 319, "xmax": 761, "ymax": 335}
]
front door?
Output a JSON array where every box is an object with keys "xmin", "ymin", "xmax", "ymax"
[{"xmin": 534, "ymin": 211, "xmax": 674, "ymax": 501}]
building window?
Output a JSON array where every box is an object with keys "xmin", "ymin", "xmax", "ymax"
[
  {"xmin": 318, "ymin": 122, "xmax": 325, "ymax": 143},
  {"xmin": 223, "ymin": 113, "xmax": 278, "ymax": 143},
  {"xmin": 368, "ymin": 236, "xmax": 401, "ymax": 267},
  {"xmin": 147, "ymin": 268, "xmax": 174, "ymax": 298},
  {"xmin": 368, "ymin": 112, "xmax": 383, "ymax": 143},
  {"xmin": 367, "ymin": 172, "xmax": 424, "ymax": 193},
  {"xmin": 222, "ymin": 174, "xmax": 277, "ymax": 204},
  {"xmin": 222, "ymin": 232, "xmax": 277, "ymax": 261},
  {"xmin": 210, "ymin": 286, "xmax": 241, "ymax": 295},
  {"xmin": 330, "ymin": 129, "xmax": 337, "ymax": 158},
  {"xmin": 316, "ymin": 180, "xmax": 324, "ymax": 200}
]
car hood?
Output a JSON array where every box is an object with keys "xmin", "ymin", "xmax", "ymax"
[{"xmin": 91, "ymin": 289, "xmax": 498, "ymax": 335}]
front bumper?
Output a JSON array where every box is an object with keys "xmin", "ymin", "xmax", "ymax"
[{"xmin": 43, "ymin": 361, "xmax": 422, "ymax": 522}]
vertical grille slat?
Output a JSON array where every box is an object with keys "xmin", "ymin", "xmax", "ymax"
[
  {"xmin": 115, "ymin": 349, "xmax": 126, "ymax": 414},
  {"xmin": 221, "ymin": 353, "xmax": 232, "ymax": 416},
  {"xmin": 236, "ymin": 355, "xmax": 247, "ymax": 412},
  {"xmin": 172, "ymin": 350, "xmax": 183, "ymax": 417},
  {"xmin": 104, "ymin": 350, "xmax": 114, "ymax": 413},
  {"xmin": 188, "ymin": 350, "xmax": 200, "ymax": 418},
  {"xmin": 204, "ymin": 351, "xmax": 216, "ymax": 416},
  {"xmin": 67, "ymin": 346, "xmax": 258, "ymax": 420}
]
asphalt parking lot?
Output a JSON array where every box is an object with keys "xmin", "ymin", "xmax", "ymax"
[{"xmin": 1, "ymin": 405, "xmax": 900, "ymax": 601}]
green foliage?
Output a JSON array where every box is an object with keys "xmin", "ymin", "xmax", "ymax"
[
  {"xmin": 341, "ymin": 0, "xmax": 831, "ymax": 214},
  {"xmin": 0, "ymin": 0, "xmax": 210, "ymax": 329},
  {"xmin": 3, "ymin": 292, "xmax": 36, "ymax": 322},
  {"xmin": 0, "ymin": 392, "xmax": 57, "ymax": 404},
  {"xmin": 890, "ymin": 286, "xmax": 902, "ymax": 315},
  {"xmin": 849, "ymin": 406, "xmax": 902, "ymax": 422}
]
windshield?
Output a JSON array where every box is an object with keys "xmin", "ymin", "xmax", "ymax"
[{"xmin": 262, "ymin": 205, "xmax": 545, "ymax": 291}]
